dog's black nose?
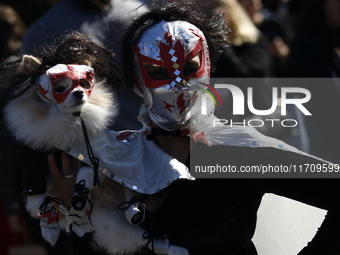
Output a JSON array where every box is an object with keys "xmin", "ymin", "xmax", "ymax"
[{"xmin": 73, "ymin": 90, "xmax": 84, "ymax": 99}]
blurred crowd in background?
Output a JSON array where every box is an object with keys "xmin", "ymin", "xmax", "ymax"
[{"xmin": 0, "ymin": 0, "xmax": 339, "ymax": 254}]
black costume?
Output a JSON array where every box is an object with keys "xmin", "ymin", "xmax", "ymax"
[{"xmin": 137, "ymin": 143, "xmax": 340, "ymax": 255}]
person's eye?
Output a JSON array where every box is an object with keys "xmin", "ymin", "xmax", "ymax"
[
  {"xmin": 183, "ymin": 66, "xmax": 199, "ymax": 76},
  {"xmin": 145, "ymin": 64, "xmax": 172, "ymax": 80},
  {"xmin": 183, "ymin": 54, "xmax": 201, "ymax": 76},
  {"xmin": 54, "ymin": 78, "xmax": 72, "ymax": 93}
]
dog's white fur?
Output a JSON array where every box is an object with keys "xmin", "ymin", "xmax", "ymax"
[
  {"xmin": 4, "ymin": 73, "xmax": 114, "ymax": 151},
  {"xmin": 4, "ymin": 55, "xmax": 144, "ymax": 254},
  {"xmin": 5, "ymin": 55, "xmax": 188, "ymax": 255}
]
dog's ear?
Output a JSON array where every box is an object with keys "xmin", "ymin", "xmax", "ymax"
[
  {"xmin": 19, "ymin": 55, "xmax": 42, "ymax": 74},
  {"xmin": 76, "ymin": 60, "xmax": 92, "ymax": 67}
]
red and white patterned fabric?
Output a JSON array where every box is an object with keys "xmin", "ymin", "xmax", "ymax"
[{"xmin": 133, "ymin": 20, "xmax": 215, "ymax": 131}]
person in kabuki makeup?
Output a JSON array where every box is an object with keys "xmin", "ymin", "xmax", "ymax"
[{"xmin": 49, "ymin": 2, "xmax": 340, "ymax": 255}]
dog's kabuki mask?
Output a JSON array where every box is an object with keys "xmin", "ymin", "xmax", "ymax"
[
  {"xmin": 35, "ymin": 64, "xmax": 94, "ymax": 105},
  {"xmin": 133, "ymin": 20, "xmax": 215, "ymax": 131}
]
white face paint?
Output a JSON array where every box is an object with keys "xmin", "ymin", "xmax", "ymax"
[{"xmin": 133, "ymin": 20, "xmax": 215, "ymax": 131}]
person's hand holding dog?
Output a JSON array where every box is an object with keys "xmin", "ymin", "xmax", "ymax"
[{"xmin": 48, "ymin": 152, "xmax": 81, "ymax": 208}]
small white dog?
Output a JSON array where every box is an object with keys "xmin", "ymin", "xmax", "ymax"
[{"xmin": 2, "ymin": 53, "xmax": 189, "ymax": 255}]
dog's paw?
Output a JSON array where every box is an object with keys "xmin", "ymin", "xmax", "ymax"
[
  {"xmin": 71, "ymin": 180, "xmax": 91, "ymax": 211},
  {"xmin": 76, "ymin": 166, "xmax": 94, "ymax": 190},
  {"xmin": 26, "ymin": 193, "xmax": 47, "ymax": 218},
  {"xmin": 124, "ymin": 201, "xmax": 146, "ymax": 225},
  {"xmin": 147, "ymin": 238, "xmax": 189, "ymax": 255},
  {"xmin": 168, "ymin": 245, "xmax": 189, "ymax": 255}
]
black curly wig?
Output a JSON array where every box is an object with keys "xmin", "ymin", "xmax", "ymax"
[
  {"xmin": 0, "ymin": 31, "xmax": 120, "ymax": 103},
  {"xmin": 121, "ymin": 0, "xmax": 229, "ymax": 89}
]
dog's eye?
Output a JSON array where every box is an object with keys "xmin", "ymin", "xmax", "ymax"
[
  {"xmin": 54, "ymin": 85, "xmax": 67, "ymax": 93},
  {"xmin": 54, "ymin": 78, "xmax": 72, "ymax": 93},
  {"xmin": 79, "ymin": 79, "xmax": 91, "ymax": 89}
]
